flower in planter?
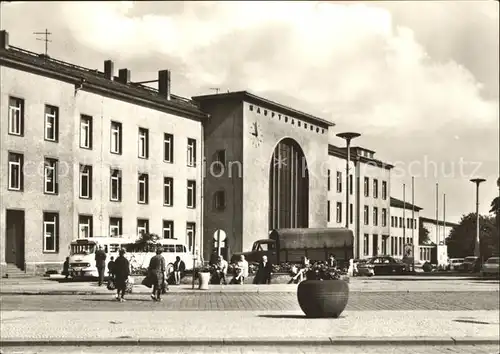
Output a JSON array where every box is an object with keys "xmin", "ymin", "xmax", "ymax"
[
  {"xmin": 304, "ymin": 262, "xmax": 348, "ymax": 281},
  {"xmin": 195, "ymin": 264, "xmax": 214, "ymax": 273}
]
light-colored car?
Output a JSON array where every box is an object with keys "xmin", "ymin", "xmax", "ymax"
[
  {"xmin": 481, "ymin": 257, "xmax": 500, "ymax": 277},
  {"xmin": 353, "ymin": 259, "xmax": 374, "ymax": 277},
  {"xmin": 448, "ymin": 258, "xmax": 464, "ymax": 271}
]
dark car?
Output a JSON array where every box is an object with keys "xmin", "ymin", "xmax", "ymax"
[
  {"xmin": 360, "ymin": 256, "xmax": 407, "ymax": 275},
  {"xmin": 459, "ymin": 256, "xmax": 481, "ymax": 273}
]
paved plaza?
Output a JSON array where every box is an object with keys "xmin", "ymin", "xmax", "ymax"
[{"xmin": 1, "ymin": 276, "xmax": 499, "ymax": 353}]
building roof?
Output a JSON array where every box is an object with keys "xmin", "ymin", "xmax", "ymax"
[
  {"xmin": 419, "ymin": 216, "xmax": 459, "ymax": 228},
  {"xmin": 0, "ymin": 31, "xmax": 207, "ymax": 120},
  {"xmin": 390, "ymin": 197, "xmax": 423, "ymax": 211},
  {"xmin": 328, "ymin": 145, "xmax": 394, "ymax": 170},
  {"xmin": 192, "ymin": 91, "xmax": 334, "ymax": 128}
]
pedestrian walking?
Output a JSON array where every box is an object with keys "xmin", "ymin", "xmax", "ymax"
[
  {"xmin": 173, "ymin": 256, "xmax": 186, "ymax": 285},
  {"xmin": 62, "ymin": 257, "xmax": 70, "ymax": 279},
  {"xmin": 95, "ymin": 245, "xmax": 107, "ymax": 286},
  {"xmin": 148, "ymin": 248, "xmax": 166, "ymax": 301},
  {"xmin": 113, "ymin": 249, "xmax": 130, "ymax": 302}
]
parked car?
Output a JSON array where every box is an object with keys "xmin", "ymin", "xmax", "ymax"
[
  {"xmin": 459, "ymin": 256, "xmax": 481, "ymax": 272},
  {"xmin": 447, "ymin": 258, "xmax": 465, "ymax": 271},
  {"xmin": 353, "ymin": 259, "xmax": 374, "ymax": 277},
  {"xmin": 357, "ymin": 256, "xmax": 407, "ymax": 276},
  {"xmin": 481, "ymin": 257, "xmax": 500, "ymax": 278}
]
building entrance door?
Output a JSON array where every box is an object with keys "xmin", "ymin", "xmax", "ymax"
[{"xmin": 5, "ymin": 210, "xmax": 25, "ymax": 270}]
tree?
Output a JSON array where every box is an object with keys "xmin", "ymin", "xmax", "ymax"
[
  {"xmin": 446, "ymin": 213, "xmax": 499, "ymax": 259},
  {"xmin": 419, "ymin": 226, "xmax": 431, "ymax": 245}
]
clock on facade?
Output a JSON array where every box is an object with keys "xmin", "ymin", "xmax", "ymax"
[{"xmin": 249, "ymin": 121, "xmax": 263, "ymax": 147}]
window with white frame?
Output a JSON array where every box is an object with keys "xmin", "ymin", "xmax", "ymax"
[
  {"xmin": 349, "ymin": 175, "xmax": 353, "ymax": 195},
  {"xmin": 212, "ymin": 149, "xmax": 226, "ymax": 175},
  {"xmin": 327, "ymin": 200, "xmax": 330, "ymax": 222},
  {"xmin": 364, "ymin": 177, "xmax": 369, "ymax": 197},
  {"xmin": 138, "ymin": 127, "xmax": 149, "ymax": 158},
  {"xmin": 164, "ymin": 133, "xmax": 174, "ymax": 163},
  {"xmin": 373, "ymin": 207, "xmax": 378, "ymax": 226},
  {"xmin": 137, "ymin": 219, "xmax": 149, "ymax": 236},
  {"xmin": 163, "ymin": 177, "xmax": 173, "ymax": 206},
  {"xmin": 110, "ymin": 121, "xmax": 122, "ymax": 154},
  {"xmin": 138, "ymin": 173, "xmax": 149, "ymax": 204},
  {"xmin": 44, "ymin": 105, "xmax": 59, "ymax": 142},
  {"xmin": 350, "ymin": 203, "xmax": 353, "ymax": 224},
  {"xmin": 110, "ymin": 169, "xmax": 122, "ymax": 202},
  {"xmin": 186, "ymin": 222, "xmax": 196, "ymax": 253},
  {"xmin": 382, "ymin": 236, "xmax": 388, "ymax": 255},
  {"xmin": 43, "ymin": 212, "xmax": 59, "ymax": 253},
  {"xmin": 382, "ymin": 208, "xmax": 387, "ymax": 227},
  {"xmin": 78, "ymin": 215, "xmax": 93, "ymax": 238},
  {"xmin": 44, "ymin": 158, "xmax": 58, "ymax": 194},
  {"xmin": 373, "ymin": 179, "xmax": 379, "ymax": 198},
  {"xmin": 8, "ymin": 152, "xmax": 23, "ymax": 191},
  {"xmin": 213, "ymin": 190, "xmax": 226, "ymax": 210},
  {"xmin": 336, "ymin": 171, "xmax": 342, "ymax": 193},
  {"xmin": 80, "ymin": 115, "xmax": 93, "ymax": 149},
  {"xmin": 187, "ymin": 138, "xmax": 197, "ymax": 167},
  {"xmin": 327, "ymin": 170, "xmax": 331, "ymax": 191},
  {"xmin": 8, "ymin": 97, "xmax": 24, "ymax": 136},
  {"xmin": 363, "ymin": 234, "xmax": 369, "ymax": 256},
  {"xmin": 109, "ymin": 217, "xmax": 122, "ymax": 237},
  {"xmin": 336, "ymin": 202, "xmax": 342, "ymax": 223},
  {"xmin": 79, "ymin": 165, "xmax": 92, "ymax": 199},
  {"xmin": 187, "ymin": 180, "xmax": 196, "ymax": 208},
  {"xmin": 162, "ymin": 220, "xmax": 174, "ymax": 239},
  {"xmin": 364, "ymin": 205, "xmax": 369, "ymax": 225}
]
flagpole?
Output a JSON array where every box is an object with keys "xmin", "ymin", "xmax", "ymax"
[
  {"xmin": 403, "ymin": 183, "xmax": 406, "ymax": 257},
  {"xmin": 412, "ymin": 176, "xmax": 415, "ymax": 272},
  {"xmin": 436, "ymin": 183, "xmax": 439, "ymax": 244}
]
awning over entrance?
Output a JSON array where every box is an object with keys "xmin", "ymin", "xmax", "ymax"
[{"xmin": 269, "ymin": 228, "xmax": 354, "ymax": 250}]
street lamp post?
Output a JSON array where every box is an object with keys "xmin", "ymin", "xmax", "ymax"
[
  {"xmin": 336, "ymin": 132, "xmax": 361, "ymax": 257},
  {"xmin": 470, "ymin": 178, "xmax": 486, "ymax": 260}
]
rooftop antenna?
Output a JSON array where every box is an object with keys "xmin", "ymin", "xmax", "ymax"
[
  {"xmin": 210, "ymin": 88, "xmax": 220, "ymax": 94},
  {"xmin": 33, "ymin": 29, "xmax": 52, "ymax": 56}
]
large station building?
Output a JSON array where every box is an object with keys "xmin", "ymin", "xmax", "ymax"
[{"xmin": 0, "ymin": 30, "xmax": 448, "ymax": 274}]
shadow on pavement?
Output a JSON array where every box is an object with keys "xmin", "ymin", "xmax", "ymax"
[
  {"xmin": 378, "ymin": 277, "xmax": 497, "ymax": 282},
  {"xmin": 453, "ymin": 319, "xmax": 493, "ymax": 325},
  {"xmin": 258, "ymin": 314, "xmax": 347, "ymax": 319},
  {"xmin": 81, "ymin": 298, "xmax": 152, "ymax": 302}
]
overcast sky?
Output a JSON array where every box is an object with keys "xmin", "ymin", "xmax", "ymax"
[{"xmin": 1, "ymin": 1, "xmax": 498, "ymax": 223}]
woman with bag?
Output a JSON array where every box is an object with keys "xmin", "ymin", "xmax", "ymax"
[
  {"xmin": 113, "ymin": 249, "xmax": 130, "ymax": 302},
  {"xmin": 148, "ymin": 247, "xmax": 166, "ymax": 301}
]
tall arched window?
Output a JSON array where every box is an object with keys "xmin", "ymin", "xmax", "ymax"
[{"xmin": 268, "ymin": 138, "xmax": 309, "ymax": 230}]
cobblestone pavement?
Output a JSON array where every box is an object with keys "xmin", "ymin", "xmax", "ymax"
[
  {"xmin": 1, "ymin": 291, "xmax": 498, "ymax": 311},
  {"xmin": 1, "ymin": 345, "xmax": 499, "ymax": 354}
]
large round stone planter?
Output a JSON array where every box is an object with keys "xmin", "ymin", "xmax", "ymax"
[
  {"xmin": 198, "ymin": 272, "xmax": 210, "ymax": 290},
  {"xmin": 297, "ymin": 279, "xmax": 349, "ymax": 318}
]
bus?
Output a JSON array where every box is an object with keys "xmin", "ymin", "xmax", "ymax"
[{"xmin": 68, "ymin": 236, "xmax": 197, "ymax": 279}]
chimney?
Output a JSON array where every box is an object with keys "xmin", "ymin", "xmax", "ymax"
[
  {"xmin": 158, "ymin": 70, "xmax": 171, "ymax": 100},
  {"xmin": 104, "ymin": 60, "xmax": 114, "ymax": 80},
  {"xmin": 118, "ymin": 68, "xmax": 131, "ymax": 84},
  {"xmin": 0, "ymin": 30, "xmax": 9, "ymax": 49}
]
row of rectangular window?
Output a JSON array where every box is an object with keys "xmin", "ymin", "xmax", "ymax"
[
  {"xmin": 327, "ymin": 202, "xmax": 388, "ymax": 227},
  {"xmin": 7, "ymin": 153, "xmax": 197, "ymax": 208},
  {"xmin": 362, "ymin": 235, "xmax": 412, "ymax": 257},
  {"xmin": 327, "ymin": 170, "xmax": 388, "ymax": 200},
  {"xmin": 41, "ymin": 212, "xmax": 196, "ymax": 253},
  {"xmin": 391, "ymin": 216, "xmax": 417, "ymax": 229},
  {"xmin": 7, "ymin": 97, "xmax": 197, "ymax": 166}
]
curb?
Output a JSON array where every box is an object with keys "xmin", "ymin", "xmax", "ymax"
[{"xmin": 1, "ymin": 337, "xmax": 499, "ymax": 346}]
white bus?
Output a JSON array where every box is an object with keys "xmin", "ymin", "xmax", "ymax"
[{"xmin": 68, "ymin": 236, "xmax": 197, "ymax": 279}]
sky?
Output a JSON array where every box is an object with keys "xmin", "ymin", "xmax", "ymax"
[{"xmin": 1, "ymin": 1, "xmax": 499, "ymax": 223}]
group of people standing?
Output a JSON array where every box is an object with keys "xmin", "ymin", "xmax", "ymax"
[
  {"xmin": 212, "ymin": 254, "xmax": 273, "ymax": 285},
  {"xmin": 95, "ymin": 246, "xmax": 131, "ymax": 302}
]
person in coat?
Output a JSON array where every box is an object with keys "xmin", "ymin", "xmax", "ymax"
[
  {"xmin": 148, "ymin": 248, "xmax": 166, "ymax": 301},
  {"xmin": 173, "ymin": 256, "xmax": 186, "ymax": 285},
  {"xmin": 107, "ymin": 256, "xmax": 115, "ymax": 280},
  {"xmin": 95, "ymin": 245, "xmax": 107, "ymax": 286},
  {"xmin": 256, "ymin": 255, "xmax": 273, "ymax": 284},
  {"xmin": 113, "ymin": 249, "xmax": 130, "ymax": 302}
]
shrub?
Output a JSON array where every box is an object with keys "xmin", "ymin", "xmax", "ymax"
[{"xmin": 422, "ymin": 262, "xmax": 433, "ymax": 272}]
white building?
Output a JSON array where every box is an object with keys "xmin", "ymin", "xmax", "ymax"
[{"xmin": 389, "ymin": 197, "xmax": 421, "ymax": 260}]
